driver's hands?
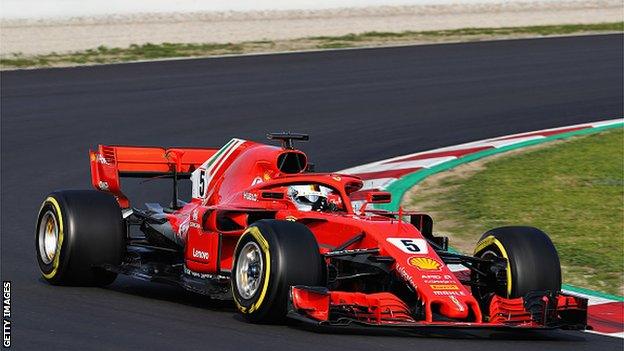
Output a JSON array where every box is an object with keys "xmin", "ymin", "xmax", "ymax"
[
  {"xmin": 327, "ymin": 193, "xmax": 342, "ymax": 211},
  {"xmin": 311, "ymin": 197, "xmax": 338, "ymax": 212}
]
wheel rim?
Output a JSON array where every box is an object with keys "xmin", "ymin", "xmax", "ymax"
[
  {"xmin": 38, "ymin": 210, "xmax": 59, "ymax": 264},
  {"xmin": 235, "ymin": 241, "xmax": 264, "ymax": 299}
]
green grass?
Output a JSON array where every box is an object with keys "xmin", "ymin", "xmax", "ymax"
[
  {"xmin": 408, "ymin": 130, "xmax": 624, "ymax": 295},
  {"xmin": 2, "ymin": 22, "xmax": 622, "ymax": 69},
  {"xmin": 310, "ymin": 22, "xmax": 624, "ymax": 41},
  {"xmin": 418, "ymin": 22, "xmax": 624, "ymax": 36},
  {"xmin": 316, "ymin": 42, "xmax": 355, "ymax": 49}
]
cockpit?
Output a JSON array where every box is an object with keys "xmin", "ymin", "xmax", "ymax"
[
  {"xmin": 287, "ymin": 184, "xmax": 344, "ymax": 212},
  {"xmin": 240, "ymin": 173, "xmax": 364, "ymax": 215}
]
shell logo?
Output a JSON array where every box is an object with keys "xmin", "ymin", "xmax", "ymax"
[{"xmin": 408, "ymin": 257, "xmax": 442, "ymax": 271}]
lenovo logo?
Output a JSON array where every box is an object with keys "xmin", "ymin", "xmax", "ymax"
[{"xmin": 192, "ymin": 248, "xmax": 209, "ymax": 260}]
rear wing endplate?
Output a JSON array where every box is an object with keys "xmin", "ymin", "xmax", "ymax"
[{"xmin": 90, "ymin": 145, "xmax": 218, "ymax": 207}]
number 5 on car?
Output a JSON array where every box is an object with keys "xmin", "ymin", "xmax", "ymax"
[{"xmin": 386, "ymin": 238, "xmax": 429, "ymax": 254}]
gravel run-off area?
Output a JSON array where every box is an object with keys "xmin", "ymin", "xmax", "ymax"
[{"xmin": 1, "ymin": 0, "xmax": 622, "ymax": 56}]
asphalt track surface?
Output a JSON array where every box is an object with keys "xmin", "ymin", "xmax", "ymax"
[{"xmin": 1, "ymin": 34, "xmax": 623, "ymax": 350}]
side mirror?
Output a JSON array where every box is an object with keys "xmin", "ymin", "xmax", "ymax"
[{"xmin": 366, "ymin": 191, "xmax": 391, "ymax": 204}]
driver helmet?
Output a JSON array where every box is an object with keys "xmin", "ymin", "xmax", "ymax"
[{"xmin": 288, "ymin": 184, "xmax": 327, "ymax": 211}]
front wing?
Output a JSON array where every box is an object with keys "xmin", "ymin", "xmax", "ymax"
[{"xmin": 288, "ymin": 286, "xmax": 588, "ymax": 331}]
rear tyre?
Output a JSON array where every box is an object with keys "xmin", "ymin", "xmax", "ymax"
[
  {"xmin": 472, "ymin": 226, "xmax": 561, "ymax": 304},
  {"xmin": 231, "ymin": 220, "xmax": 324, "ymax": 323},
  {"xmin": 35, "ymin": 190, "xmax": 126, "ymax": 286}
]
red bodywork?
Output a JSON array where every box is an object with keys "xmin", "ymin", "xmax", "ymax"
[{"xmin": 89, "ymin": 138, "xmax": 587, "ymax": 329}]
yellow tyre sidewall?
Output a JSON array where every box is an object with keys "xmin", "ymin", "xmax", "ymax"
[
  {"xmin": 474, "ymin": 235, "xmax": 512, "ymax": 298},
  {"xmin": 38, "ymin": 196, "xmax": 65, "ymax": 280},
  {"xmin": 232, "ymin": 226, "xmax": 272, "ymax": 315}
]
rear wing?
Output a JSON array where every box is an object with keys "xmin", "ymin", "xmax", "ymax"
[{"xmin": 90, "ymin": 145, "xmax": 218, "ymax": 207}]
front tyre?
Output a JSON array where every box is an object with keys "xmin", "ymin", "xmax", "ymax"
[
  {"xmin": 473, "ymin": 226, "xmax": 561, "ymax": 303},
  {"xmin": 36, "ymin": 190, "xmax": 126, "ymax": 286},
  {"xmin": 231, "ymin": 220, "xmax": 324, "ymax": 323}
]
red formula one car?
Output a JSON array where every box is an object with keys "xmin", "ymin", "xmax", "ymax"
[{"xmin": 36, "ymin": 133, "xmax": 588, "ymax": 330}]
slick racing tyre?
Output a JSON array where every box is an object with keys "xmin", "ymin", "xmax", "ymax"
[
  {"xmin": 472, "ymin": 226, "xmax": 561, "ymax": 303},
  {"xmin": 232, "ymin": 219, "xmax": 324, "ymax": 323},
  {"xmin": 36, "ymin": 190, "xmax": 126, "ymax": 286}
]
